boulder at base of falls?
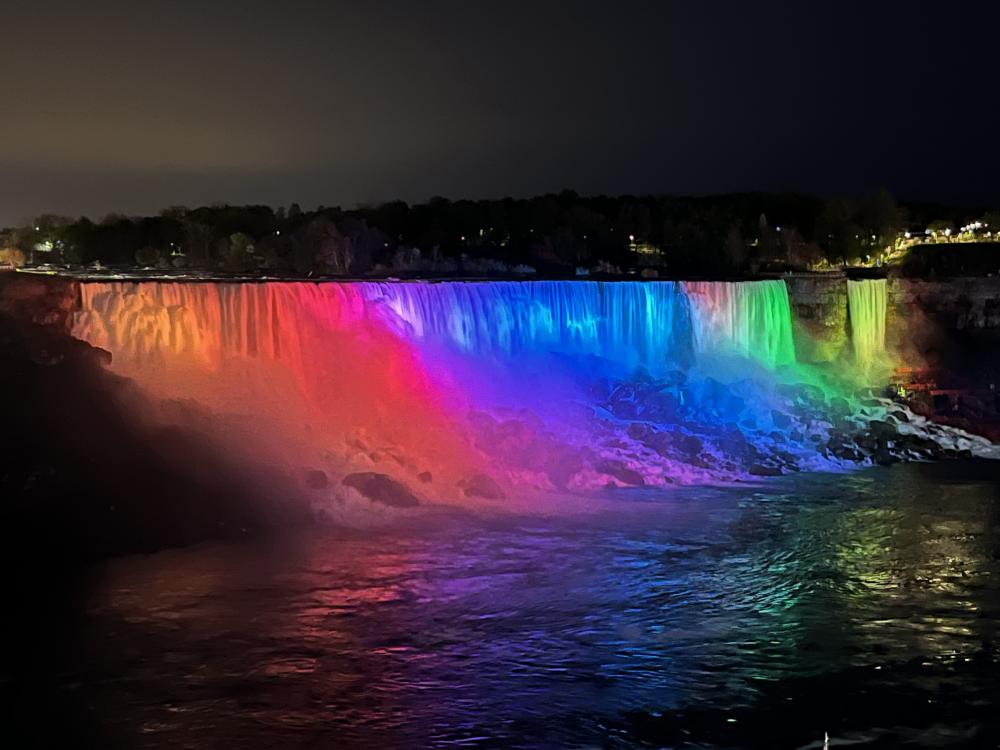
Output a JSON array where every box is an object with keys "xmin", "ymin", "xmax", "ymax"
[
  {"xmin": 596, "ymin": 459, "xmax": 646, "ymax": 486},
  {"xmin": 868, "ymin": 419, "xmax": 898, "ymax": 439},
  {"xmin": 873, "ymin": 446, "xmax": 899, "ymax": 466},
  {"xmin": 342, "ymin": 472, "xmax": 420, "ymax": 508},
  {"xmin": 749, "ymin": 464, "xmax": 783, "ymax": 477},
  {"xmin": 458, "ymin": 473, "xmax": 506, "ymax": 500}
]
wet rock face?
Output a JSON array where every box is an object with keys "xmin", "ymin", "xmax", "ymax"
[
  {"xmin": 471, "ymin": 357, "xmax": 993, "ymax": 491},
  {"xmin": 784, "ymin": 276, "xmax": 850, "ymax": 362},
  {"xmin": 1, "ymin": 281, "xmax": 309, "ymax": 561},
  {"xmin": 867, "ymin": 419, "xmax": 897, "ymax": 438},
  {"xmin": 458, "ymin": 473, "xmax": 506, "ymax": 500},
  {"xmin": 596, "ymin": 459, "xmax": 646, "ymax": 486},
  {"xmin": 342, "ymin": 472, "xmax": 420, "ymax": 507},
  {"xmin": 594, "ymin": 366, "xmax": 994, "ymax": 483}
]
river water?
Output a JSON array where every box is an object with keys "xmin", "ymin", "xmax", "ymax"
[{"xmin": 43, "ymin": 462, "xmax": 1000, "ymax": 748}]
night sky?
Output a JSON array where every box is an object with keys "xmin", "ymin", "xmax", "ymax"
[{"xmin": 1, "ymin": 0, "xmax": 997, "ymax": 226}]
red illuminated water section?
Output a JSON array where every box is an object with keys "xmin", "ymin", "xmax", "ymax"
[{"xmin": 74, "ymin": 282, "xmax": 486, "ymax": 503}]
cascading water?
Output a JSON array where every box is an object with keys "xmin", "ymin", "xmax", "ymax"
[
  {"xmin": 847, "ymin": 279, "xmax": 888, "ymax": 373},
  {"xmin": 76, "ymin": 280, "xmax": 697, "ymax": 372},
  {"xmin": 358, "ymin": 281, "xmax": 693, "ymax": 372},
  {"xmin": 73, "ymin": 281, "xmax": 486, "ymax": 500},
  {"xmin": 71, "ymin": 278, "xmax": 994, "ymax": 502},
  {"xmin": 683, "ymin": 280, "xmax": 796, "ymax": 369}
]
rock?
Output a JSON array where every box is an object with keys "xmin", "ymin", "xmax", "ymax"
[
  {"xmin": 749, "ymin": 464, "xmax": 782, "ymax": 477},
  {"xmin": 304, "ymin": 469, "xmax": 329, "ymax": 489},
  {"xmin": 607, "ymin": 384, "xmax": 640, "ymax": 418},
  {"xmin": 459, "ymin": 473, "xmax": 506, "ymax": 500},
  {"xmin": 890, "ymin": 410, "xmax": 910, "ymax": 423},
  {"xmin": 798, "ymin": 384, "xmax": 827, "ymax": 407},
  {"xmin": 676, "ymin": 434, "xmax": 703, "ymax": 456},
  {"xmin": 873, "ymin": 447, "xmax": 898, "ymax": 466},
  {"xmin": 638, "ymin": 388, "xmax": 682, "ymax": 421},
  {"xmin": 342, "ymin": 472, "xmax": 420, "ymax": 507},
  {"xmin": 632, "ymin": 366, "xmax": 655, "ymax": 384},
  {"xmin": 854, "ymin": 433, "xmax": 878, "ymax": 452},
  {"xmin": 627, "ymin": 422, "xmax": 654, "ymax": 442},
  {"xmin": 596, "ymin": 459, "xmax": 646, "ymax": 486},
  {"xmin": 663, "ymin": 370, "xmax": 688, "ymax": 388},
  {"xmin": 699, "ymin": 377, "xmax": 746, "ymax": 418},
  {"xmin": 868, "ymin": 419, "xmax": 898, "ymax": 438},
  {"xmin": 924, "ymin": 441, "xmax": 945, "ymax": 460},
  {"xmin": 417, "ymin": 471, "xmax": 433, "ymax": 484},
  {"xmin": 828, "ymin": 397, "xmax": 851, "ymax": 417},
  {"xmin": 641, "ymin": 429, "xmax": 676, "ymax": 458},
  {"xmin": 771, "ymin": 410, "xmax": 792, "ymax": 429}
]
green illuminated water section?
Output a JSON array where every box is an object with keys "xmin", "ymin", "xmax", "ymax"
[{"xmin": 847, "ymin": 279, "xmax": 888, "ymax": 373}]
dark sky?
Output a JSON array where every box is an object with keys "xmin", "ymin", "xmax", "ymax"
[{"xmin": 1, "ymin": 0, "xmax": 997, "ymax": 225}]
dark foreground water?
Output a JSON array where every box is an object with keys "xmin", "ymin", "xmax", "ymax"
[{"xmin": 33, "ymin": 462, "xmax": 1000, "ymax": 748}]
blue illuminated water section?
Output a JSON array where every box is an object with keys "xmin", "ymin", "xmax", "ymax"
[{"xmin": 359, "ymin": 280, "xmax": 795, "ymax": 373}]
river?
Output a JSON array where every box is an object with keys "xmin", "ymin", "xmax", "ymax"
[{"xmin": 28, "ymin": 461, "xmax": 1000, "ymax": 748}]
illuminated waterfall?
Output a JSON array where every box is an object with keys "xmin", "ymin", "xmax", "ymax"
[
  {"xmin": 72, "ymin": 281, "xmax": 484, "ymax": 490},
  {"xmin": 72, "ymin": 277, "xmax": 971, "ymax": 494},
  {"xmin": 847, "ymin": 279, "xmax": 888, "ymax": 371},
  {"xmin": 683, "ymin": 280, "xmax": 796, "ymax": 369},
  {"xmin": 75, "ymin": 281, "xmax": 379, "ymax": 369},
  {"xmin": 357, "ymin": 281, "xmax": 693, "ymax": 371},
  {"xmin": 73, "ymin": 279, "xmax": 805, "ymax": 376}
]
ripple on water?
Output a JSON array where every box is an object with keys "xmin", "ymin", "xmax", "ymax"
[{"xmin": 72, "ymin": 461, "xmax": 1000, "ymax": 748}]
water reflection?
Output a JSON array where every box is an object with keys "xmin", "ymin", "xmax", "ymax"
[{"xmin": 78, "ymin": 462, "xmax": 1000, "ymax": 748}]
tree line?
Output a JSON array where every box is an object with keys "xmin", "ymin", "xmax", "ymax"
[{"xmin": 1, "ymin": 190, "xmax": 990, "ymax": 276}]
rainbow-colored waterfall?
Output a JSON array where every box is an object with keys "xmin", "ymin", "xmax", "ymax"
[{"xmin": 70, "ymin": 278, "xmax": 992, "ymax": 499}]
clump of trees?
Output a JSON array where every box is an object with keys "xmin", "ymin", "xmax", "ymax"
[
  {"xmin": 0, "ymin": 190, "xmax": 990, "ymax": 277},
  {"xmin": 0, "ymin": 246, "xmax": 27, "ymax": 267}
]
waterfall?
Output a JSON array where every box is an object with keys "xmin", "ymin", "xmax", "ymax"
[
  {"xmin": 72, "ymin": 281, "xmax": 484, "ymax": 487},
  {"xmin": 847, "ymin": 279, "xmax": 887, "ymax": 371},
  {"xmin": 69, "ymin": 277, "xmax": 984, "ymax": 492},
  {"xmin": 75, "ymin": 281, "xmax": 377, "ymax": 369},
  {"xmin": 73, "ymin": 279, "xmax": 802, "ymax": 377},
  {"xmin": 683, "ymin": 280, "xmax": 796, "ymax": 369},
  {"xmin": 356, "ymin": 281, "xmax": 693, "ymax": 371}
]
